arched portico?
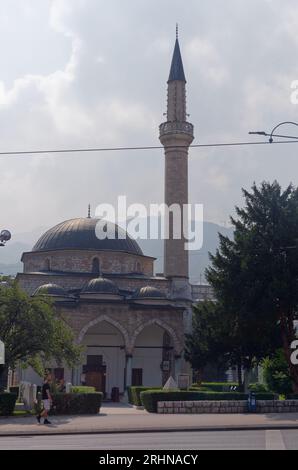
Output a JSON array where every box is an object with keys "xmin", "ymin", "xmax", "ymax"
[
  {"xmin": 130, "ymin": 318, "xmax": 182, "ymax": 355},
  {"xmin": 76, "ymin": 316, "xmax": 129, "ymax": 397},
  {"xmin": 128, "ymin": 318, "xmax": 184, "ymax": 387},
  {"xmin": 77, "ymin": 315, "xmax": 130, "ymax": 348}
]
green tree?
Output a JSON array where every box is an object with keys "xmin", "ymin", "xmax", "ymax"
[
  {"xmin": 185, "ymin": 301, "xmax": 229, "ymax": 382},
  {"xmin": 0, "ymin": 282, "xmax": 81, "ymax": 390},
  {"xmin": 207, "ymin": 181, "xmax": 298, "ymax": 392}
]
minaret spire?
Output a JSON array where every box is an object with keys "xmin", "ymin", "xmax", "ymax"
[
  {"xmin": 87, "ymin": 204, "xmax": 91, "ymax": 218},
  {"xmin": 176, "ymin": 23, "xmax": 178, "ymax": 40},
  {"xmin": 159, "ymin": 31, "xmax": 194, "ymax": 279}
]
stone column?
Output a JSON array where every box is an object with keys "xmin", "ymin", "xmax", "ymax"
[
  {"xmin": 174, "ymin": 354, "xmax": 182, "ymax": 382},
  {"xmin": 122, "ymin": 354, "xmax": 133, "ymax": 403},
  {"xmin": 125, "ymin": 354, "xmax": 133, "ymax": 389}
]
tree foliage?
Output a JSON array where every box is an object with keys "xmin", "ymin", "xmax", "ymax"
[
  {"xmin": 185, "ymin": 301, "xmax": 228, "ymax": 374},
  {"xmin": 205, "ymin": 181, "xmax": 298, "ymax": 391},
  {"xmin": 0, "ymin": 282, "xmax": 81, "ymax": 387}
]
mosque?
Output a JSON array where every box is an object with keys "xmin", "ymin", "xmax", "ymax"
[{"xmin": 15, "ymin": 34, "xmax": 212, "ymax": 398}]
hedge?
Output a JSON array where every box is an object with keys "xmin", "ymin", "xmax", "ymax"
[
  {"xmin": 140, "ymin": 390, "xmax": 277, "ymax": 413},
  {"xmin": 251, "ymin": 393, "xmax": 276, "ymax": 400},
  {"xmin": 70, "ymin": 386, "xmax": 96, "ymax": 394},
  {"xmin": 286, "ymin": 394, "xmax": 298, "ymax": 399},
  {"xmin": 51, "ymin": 393, "xmax": 102, "ymax": 415},
  {"xmin": 0, "ymin": 393, "xmax": 17, "ymax": 416},
  {"xmin": 193, "ymin": 382, "xmax": 239, "ymax": 392},
  {"xmin": 128, "ymin": 386, "xmax": 162, "ymax": 406}
]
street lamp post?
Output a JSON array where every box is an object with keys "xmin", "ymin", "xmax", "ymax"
[{"xmin": 249, "ymin": 121, "xmax": 298, "ymax": 143}]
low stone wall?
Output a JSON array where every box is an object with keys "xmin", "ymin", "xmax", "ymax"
[{"xmin": 157, "ymin": 400, "xmax": 298, "ymax": 414}]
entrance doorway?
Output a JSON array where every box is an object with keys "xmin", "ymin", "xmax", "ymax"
[
  {"xmin": 85, "ymin": 369, "xmax": 106, "ymax": 392},
  {"xmin": 84, "ymin": 355, "xmax": 106, "ymax": 394}
]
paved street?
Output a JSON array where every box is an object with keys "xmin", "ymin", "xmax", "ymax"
[{"xmin": 0, "ymin": 429, "xmax": 297, "ymax": 450}]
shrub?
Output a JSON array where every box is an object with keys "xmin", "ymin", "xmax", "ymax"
[
  {"xmin": 189, "ymin": 386, "xmax": 210, "ymax": 392},
  {"xmin": 253, "ymin": 393, "xmax": 276, "ymax": 400},
  {"xmin": 127, "ymin": 386, "xmax": 133, "ymax": 404},
  {"xmin": 71, "ymin": 386, "xmax": 96, "ymax": 394},
  {"xmin": 140, "ymin": 390, "xmax": 248, "ymax": 413},
  {"xmin": 0, "ymin": 392, "xmax": 17, "ymax": 416},
  {"xmin": 51, "ymin": 393, "xmax": 102, "ymax": 415},
  {"xmin": 128, "ymin": 386, "xmax": 161, "ymax": 406},
  {"xmin": 248, "ymin": 383, "xmax": 268, "ymax": 393},
  {"xmin": 262, "ymin": 350, "xmax": 293, "ymax": 395}
]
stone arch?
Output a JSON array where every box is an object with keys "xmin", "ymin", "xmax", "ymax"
[
  {"xmin": 130, "ymin": 318, "xmax": 182, "ymax": 354},
  {"xmin": 77, "ymin": 315, "xmax": 129, "ymax": 348}
]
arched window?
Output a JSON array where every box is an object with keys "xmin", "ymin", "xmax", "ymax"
[
  {"xmin": 44, "ymin": 258, "xmax": 51, "ymax": 271},
  {"xmin": 92, "ymin": 257, "xmax": 100, "ymax": 275}
]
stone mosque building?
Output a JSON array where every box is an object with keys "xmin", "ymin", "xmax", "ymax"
[{"xmin": 16, "ymin": 34, "xmax": 211, "ymax": 397}]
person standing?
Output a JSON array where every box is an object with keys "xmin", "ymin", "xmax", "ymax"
[{"xmin": 36, "ymin": 376, "xmax": 52, "ymax": 425}]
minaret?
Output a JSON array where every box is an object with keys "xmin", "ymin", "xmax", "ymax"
[{"xmin": 159, "ymin": 28, "xmax": 194, "ymax": 279}]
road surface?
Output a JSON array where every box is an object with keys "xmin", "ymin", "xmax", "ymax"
[{"xmin": 0, "ymin": 429, "xmax": 297, "ymax": 450}]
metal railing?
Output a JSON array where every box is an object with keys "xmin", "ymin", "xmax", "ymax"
[{"xmin": 159, "ymin": 121, "xmax": 194, "ymax": 137}]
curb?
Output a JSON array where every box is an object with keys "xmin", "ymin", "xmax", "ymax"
[{"xmin": 1, "ymin": 423, "xmax": 298, "ymax": 437}]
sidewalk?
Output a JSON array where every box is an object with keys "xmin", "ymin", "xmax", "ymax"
[{"xmin": 1, "ymin": 403, "xmax": 298, "ymax": 436}]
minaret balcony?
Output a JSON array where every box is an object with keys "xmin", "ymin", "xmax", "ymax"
[{"xmin": 159, "ymin": 121, "xmax": 194, "ymax": 138}]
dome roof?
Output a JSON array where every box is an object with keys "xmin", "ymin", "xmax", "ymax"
[
  {"xmin": 82, "ymin": 277, "xmax": 119, "ymax": 295},
  {"xmin": 34, "ymin": 283, "xmax": 67, "ymax": 297},
  {"xmin": 134, "ymin": 286, "xmax": 166, "ymax": 299},
  {"xmin": 32, "ymin": 218, "xmax": 143, "ymax": 255}
]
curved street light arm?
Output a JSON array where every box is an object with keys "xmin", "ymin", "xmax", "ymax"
[{"xmin": 269, "ymin": 121, "xmax": 298, "ymax": 143}]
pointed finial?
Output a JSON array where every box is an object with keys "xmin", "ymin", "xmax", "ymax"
[
  {"xmin": 87, "ymin": 204, "xmax": 91, "ymax": 218},
  {"xmin": 176, "ymin": 23, "xmax": 178, "ymax": 40}
]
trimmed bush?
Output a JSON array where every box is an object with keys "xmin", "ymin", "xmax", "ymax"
[
  {"xmin": 190, "ymin": 386, "xmax": 210, "ymax": 392},
  {"xmin": 71, "ymin": 386, "xmax": 96, "ymax": 394},
  {"xmin": 128, "ymin": 386, "xmax": 161, "ymax": 406},
  {"xmin": 140, "ymin": 390, "xmax": 248, "ymax": 413},
  {"xmin": 253, "ymin": 393, "xmax": 276, "ymax": 400},
  {"xmin": 0, "ymin": 392, "xmax": 17, "ymax": 416},
  {"xmin": 202, "ymin": 382, "xmax": 239, "ymax": 392},
  {"xmin": 127, "ymin": 386, "xmax": 133, "ymax": 404},
  {"xmin": 51, "ymin": 393, "xmax": 102, "ymax": 415}
]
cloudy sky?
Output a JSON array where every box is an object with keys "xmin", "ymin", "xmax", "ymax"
[{"xmin": 1, "ymin": 0, "xmax": 298, "ymax": 236}]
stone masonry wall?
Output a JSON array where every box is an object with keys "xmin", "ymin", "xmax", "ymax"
[
  {"xmin": 60, "ymin": 303, "xmax": 185, "ymax": 355},
  {"xmin": 17, "ymin": 272, "xmax": 171, "ymax": 296},
  {"xmin": 22, "ymin": 250, "xmax": 154, "ymax": 276},
  {"xmin": 157, "ymin": 400, "xmax": 298, "ymax": 414}
]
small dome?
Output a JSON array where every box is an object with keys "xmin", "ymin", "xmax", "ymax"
[
  {"xmin": 134, "ymin": 286, "xmax": 166, "ymax": 299},
  {"xmin": 34, "ymin": 283, "xmax": 67, "ymax": 297},
  {"xmin": 82, "ymin": 277, "xmax": 119, "ymax": 295}
]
